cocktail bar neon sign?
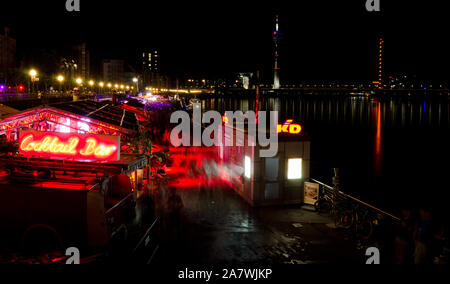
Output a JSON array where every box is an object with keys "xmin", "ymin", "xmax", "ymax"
[{"xmin": 19, "ymin": 130, "xmax": 120, "ymax": 161}]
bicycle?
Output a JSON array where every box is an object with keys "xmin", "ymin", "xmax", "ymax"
[
  {"xmin": 314, "ymin": 189, "xmax": 355, "ymax": 228},
  {"xmin": 337, "ymin": 203, "xmax": 375, "ymax": 240},
  {"xmin": 314, "ymin": 191, "xmax": 333, "ymax": 215},
  {"xmin": 354, "ymin": 206, "xmax": 376, "ymax": 241}
]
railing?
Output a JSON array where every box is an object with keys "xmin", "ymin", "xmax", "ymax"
[
  {"xmin": 133, "ymin": 218, "xmax": 159, "ymax": 254},
  {"xmin": 132, "ymin": 218, "xmax": 160, "ymax": 264},
  {"xmin": 310, "ymin": 178, "xmax": 400, "ymax": 222}
]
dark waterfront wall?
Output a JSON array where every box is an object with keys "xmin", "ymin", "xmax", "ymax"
[
  {"xmin": 1, "ymin": 93, "xmax": 110, "ymax": 110},
  {"xmin": 202, "ymin": 95, "xmax": 450, "ymax": 220}
]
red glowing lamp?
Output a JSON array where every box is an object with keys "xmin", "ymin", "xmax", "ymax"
[
  {"xmin": 222, "ymin": 115, "xmax": 229, "ymax": 124},
  {"xmin": 19, "ymin": 130, "xmax": 120, "ymax": 161}
]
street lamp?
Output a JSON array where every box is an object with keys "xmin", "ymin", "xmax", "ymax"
[
  {"xmin": 88, "ymin": 80, "xmax": 95, "ymax": 97},
  {"xmin": 29, "ymin": 69, "xmax": 38, "ymax": 94},
  {"xmin": 133, "ymin": 77, "xmax": 139, "ymax": 93},
  {"xmin": 74, "ymin": 78, "xmax": 83, "ymax": 98},
  {"xmin": 29, "ymin": 69, "xmax": 37, "ymax": 77},
  {"xmin": 57, "ymin": 75, "xmax": 65, "ymax": 93},
  {"xmin": 99, "ymin": 82, "xmax": 104, "ymax": 94}
]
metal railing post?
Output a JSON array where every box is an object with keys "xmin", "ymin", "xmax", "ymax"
[{"xmin": 332, "ymin": 168, "xmax": 340, "ymax": 213}]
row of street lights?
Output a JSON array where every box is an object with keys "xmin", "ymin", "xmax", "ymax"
[
  {"xmin": 59, "ymin": 75, "xmax": 137, "ymax": 91},
  {"xmin": 28, "ymin": 68, "xmax": 140, "ymax": 93}
]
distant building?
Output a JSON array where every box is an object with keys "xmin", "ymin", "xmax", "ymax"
[
  {"xmin": 59, "ymin": 43, "xmax": 90, "ymax": 81},
  {"xmin": 76, "ymin": 43, "xmax": 90, "ymax": 80},
  {"xmin": 238, "ymin": 72, "xmax": 254, "ymax": 89},
  {"xmin": 273, "ymin": 15, "xmax": 281, "ymax": 89},
  {"xmin": 141, "ymin": 49, "xmax": 160, "ymax": 88},
  {"xmin": 72, "ymin": 43, "xmax": 90, "ymax": 80},
  {"xmin": 181, "ymin": 77, "xmax": 217, "ymax": 89},
  {"xmin": 0, "ymin": 27, "xmax": 16, "ymax": 83},
  {"xmin": 142, "ymin": 49, "xmax": 159, "ymax": 73},
  {"xmin": 102, "ymin": 59, "xmax": 124, "ymax": 83}
]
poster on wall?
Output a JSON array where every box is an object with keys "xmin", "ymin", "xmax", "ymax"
[{"xmin": 304, "ymin": 182, "xmax": 320, "ymax": 206}]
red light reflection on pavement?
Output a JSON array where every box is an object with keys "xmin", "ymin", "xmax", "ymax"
[{"xmin": 153, "ymin": 146, "xmax": 239, "ymax": 190}]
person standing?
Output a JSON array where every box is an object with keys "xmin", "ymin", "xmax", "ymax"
[
  {"xmin": 413, "ymin": 208, "xmax": 433, "ymax": 264},
  {"xmin": 165, "ymin": 187, "xmax": 184, "ymax": 241},
  {"xmin": 394, "ymin": 209, "xmax": 414, "ymax": 264}
]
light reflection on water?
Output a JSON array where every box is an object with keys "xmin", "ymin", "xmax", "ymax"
[
  {"xmin": 203, "ymin": 96, "xmax": 450, "ymax": 214},
  {"xmin": 205, "ymin": 96, "xmax": 450, "ymax": 129}
]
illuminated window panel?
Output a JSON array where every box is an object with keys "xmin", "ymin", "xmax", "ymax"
[
  {"xmin": 244, "ymin": 156, "xmax": 251, "ymax": 179},
  {"xmin": 287, "ymin": 158, "xmax": 302, "ymax": 180},
  {"xmin": 59, "ymin": 119, "xmax": 71, "ymax": 133},
  {"xmin": 78, "ymin": 121, "xmax": 90, "ymax": 134}
]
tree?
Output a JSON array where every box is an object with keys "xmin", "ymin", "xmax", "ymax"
[{"xmin": 128, "ymin": 128, "xmax": 170, "ymax": 182}]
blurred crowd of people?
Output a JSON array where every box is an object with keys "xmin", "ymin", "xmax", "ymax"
[{"xmin": 394, "ymin": 207, "xmax": 448, "ymax": 264}]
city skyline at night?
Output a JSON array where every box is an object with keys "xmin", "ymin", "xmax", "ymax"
[
  {"xmin": 1, "ymin": 0, "xmax": 449, "ymax": 84},
  {"xmin": 1, "ymin": 0, "xmax": 450, "ymax": 268}
]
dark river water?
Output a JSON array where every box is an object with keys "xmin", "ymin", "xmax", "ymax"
[{"xmin": 202, "ymin": 95, "xmax": 450, "ymax": 218}]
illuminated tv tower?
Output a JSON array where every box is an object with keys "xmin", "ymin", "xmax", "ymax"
[
  {"xmin": 273, "ymin": 15, "xmax": 281, "ymax": 89},
  {"xmin": 378, "ymin": 37, "xmax": 384, "ymax": 86}
]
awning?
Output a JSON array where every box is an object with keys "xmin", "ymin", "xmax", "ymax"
[{"xmin": 0, "ymin": 104, "xmax": 19, "ymax": 119}]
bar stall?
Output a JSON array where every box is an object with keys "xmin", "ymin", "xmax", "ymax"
[
  {"xmin": 218, "ymin": 118, "xmax": 311, "ymax": 207},
  {"xmin": 0, "ymin": 101, "xmax": 152, "ymax": 258}
]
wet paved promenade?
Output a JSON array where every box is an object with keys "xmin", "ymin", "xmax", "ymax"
[{"xmin": 153, "ymin": 147, "xmax": 363, "ymax": 265}]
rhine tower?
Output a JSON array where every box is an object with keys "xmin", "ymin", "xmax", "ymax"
[{"xmin": 273, "ymin": 15, "xmax": 281, "ymax": 89}]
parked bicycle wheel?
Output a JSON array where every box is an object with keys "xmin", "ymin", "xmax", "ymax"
[
  {"xmin": 355, "ymin": 218, "xmax": 374, "ymax": 240},
  {"xmin": 314, "ymin": 199, "xmax": 332, "ymax": 215},
  {"xmin": 337, "ymin": 209, "xmax": 355, "ymax": 229}
]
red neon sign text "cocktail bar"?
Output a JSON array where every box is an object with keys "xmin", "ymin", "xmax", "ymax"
[{"xmin": 19, "ymin": 130, "xmax": 120, "ymax": 161}]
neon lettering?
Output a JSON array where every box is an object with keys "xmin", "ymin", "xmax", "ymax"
[{"xmin": 19, "ymin": 131, "xmax": 119, "ymax": 161}]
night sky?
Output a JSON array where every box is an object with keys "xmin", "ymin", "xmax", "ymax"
[{"xmin": 1, "ymin": 0, "xmax": 449, "ymax": 83}]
